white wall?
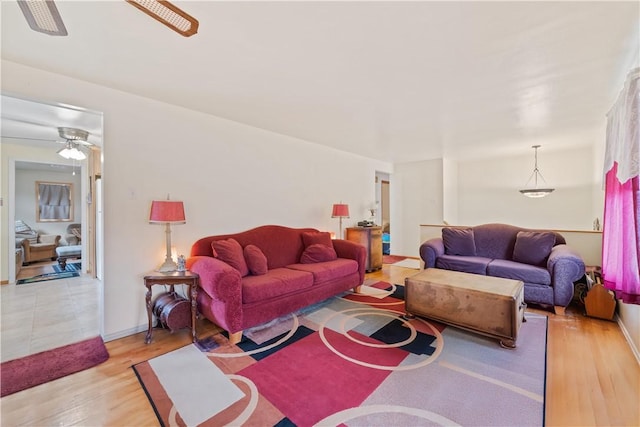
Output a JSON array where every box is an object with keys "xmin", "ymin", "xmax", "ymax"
[
  {"xmin": 442, "ymin": 158, "xmax": 458, "ymax": 225},
  {"xmin": 1, "ymin": 60, "xmax": 391, "ymax": 339},
  {"xmin": 15, "ymin": 166, "xmax": 82, "ymax": 240},
  {"xmin": 392, "ymin": 159, "xmax": 443, "ymax": 257},
  {"xmin": 457, "ymin": 146, "xmax": 602, "ymax": 230},
  {"xmin": 618, "ymin": 302, "xmax": 640, "ymax": 363},
  {"xmin": 394, "ymin": 145, "xmax": 605, "ymax": 257}
]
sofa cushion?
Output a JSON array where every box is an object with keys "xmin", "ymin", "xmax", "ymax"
[
  {"xmin": 512, "ymin": 231, "xmax": 556, "ymax": 267},
  {"xmin": 442, "ymin": 227, "xmax": 477, "ymax": 256},
  {"xmin": 487, "ymin": 259, "xmax": 551, "ymax": 285},
  {"xmin": 287, "ymin": 259, "xmax": 358, "ymax": 284},
  {"xmin": 244, "ymin": 244, "xmax": 268, "ymax": 276},
  {"xmin": 212, "ymin": 238, "xmax": 249, "ymax": 277},
  {"xmin": 436, "ymin": 255, "xmax": 491, "ymax": 275},
  {"xmin": 302, "ymin": 231, "xmax": 333, "ymax": 248},
  {"xmin": 300, "ymin": 244, "xmax": 338, "ymax": 263},
  {"xmin": 241, "ymin": 268, "xmax": 314, "ymax": 304}
]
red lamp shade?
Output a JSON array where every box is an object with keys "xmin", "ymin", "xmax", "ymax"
[
  {"xmin": 331, "ymin": 203, "xmax": 350, "ymax": 218},
  {"xmin": 149, "ymin": 200, "xmax": 186, "ymax": 224}
]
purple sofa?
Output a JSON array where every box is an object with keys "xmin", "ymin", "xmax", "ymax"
[
  {"xmin": 188, "ymin": 225, "xmax": 366, "ymax": 343},
  {"xmin": 420, "ymin": 223, "xmax": 585, "ymax": 314}
]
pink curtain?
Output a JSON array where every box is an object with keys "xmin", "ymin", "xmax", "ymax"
[
  {"xmin": 602, "ymin": 163, "xmax": 640, "ymax": 304},
  {"xmin": 602, "ymin": 68, "xmax": 639, "ymax": 304}
]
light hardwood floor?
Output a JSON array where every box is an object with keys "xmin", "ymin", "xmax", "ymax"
[{"xmin": 1, "ymin": 265, "xmax": 638, "ymax": 426}]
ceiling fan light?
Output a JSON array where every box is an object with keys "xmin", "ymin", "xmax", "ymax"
[
  {"xmin": 126, "ymin": 0, "xmax": 199, "ymax": 37},
  {"xmin": 17, "ymin": 0, "xmax": 68, "ymax": 36},
  {"xmin": 57, "ymin": 142, "xmax": 86, "ymax": 161}
]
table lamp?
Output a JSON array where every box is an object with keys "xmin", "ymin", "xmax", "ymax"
[
  {"xmin": 149, "ymin": 199, "xmax": 186, "ymax": 272},
  {"xmin": 331, "ymin": 203, "xmax": 350, "ymax": 239}
]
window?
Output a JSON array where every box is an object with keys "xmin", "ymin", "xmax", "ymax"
[{"xmin": 36, "ymin": 181, "xmax": 73, "ymax": 222}]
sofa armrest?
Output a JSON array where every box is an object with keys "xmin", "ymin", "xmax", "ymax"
[
  {"xmin": 547, "ymin": 244, "xmax": 586, "ymax": 307},
  {"xmin": 332, "ymin": 239, "xmax": 367, "ymax": 284},
  {"xmin": 187, "ymin": 256, "xmax": 242, "ymax": 302},
  {"xmin": 39, "ymin": 234, "xmax": 61, "ymax": 245},
  {"xmin": 420, "ymin": 238, "xmax": 444, "ymax": 268},
  {"xmin": 65, "ymin": 234, "xmax": 80, "ymax": 246}
]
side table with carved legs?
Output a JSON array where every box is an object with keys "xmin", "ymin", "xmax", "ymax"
[{"xmin": 143, "ymin": 271, "xmax": 199, "ymax": 344}]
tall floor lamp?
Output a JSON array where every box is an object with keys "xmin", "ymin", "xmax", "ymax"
[
  {"xmin": 332, "ymin": 203, "xmax": 350, "ymax": 239},
  {"xmin": 149, "ymin": 199, "xmax": 186, "ymax": 272}
]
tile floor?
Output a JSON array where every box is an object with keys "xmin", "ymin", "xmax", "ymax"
[{"xmin": 0, "ymin": 264, "xmax": 101, "ymax": 363}]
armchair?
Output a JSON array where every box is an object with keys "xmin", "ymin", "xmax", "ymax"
[
  {"xmin": 64, "ymin": 223, "xmax": 82, "ymax": 246},
  {"xmin": 21, "ymin": 234, "xmax": 61, "ymax": 265}
]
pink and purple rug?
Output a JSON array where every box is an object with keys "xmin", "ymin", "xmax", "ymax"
[{"xmin": 133, "ymin": 281, "xmax": 547, "ymax": 426}]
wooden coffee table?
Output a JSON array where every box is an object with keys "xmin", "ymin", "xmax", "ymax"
[{"xmin": 405, "ymin": 268, "xmax": 526, "ymax": 348}]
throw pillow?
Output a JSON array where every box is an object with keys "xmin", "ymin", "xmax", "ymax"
[
  {"xmin": 211, "ymin": 238, "xmax": 249, "ymax": 277},
  {"xmin": 300, "ymin": 243, "xmax": 338, "ymax": 264},
  {"xmin": 512, "ymin": 231, "xmax": 556, "ymax": 266},
  {"xmin": 442, "ymin": 227, "xmax": 477, "ymax": 256},
  {"xmin": 301, "ymin": 231, "xmax": 333, "ymax": 248},
  {"xmin": 244, "ymin": 244, "xmax": 268, "ymax": 276}
]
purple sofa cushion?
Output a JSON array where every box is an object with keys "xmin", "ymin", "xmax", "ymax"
[
  {"xmin": 302, "ymin": 231, "xmax": 333, "ymax": 248},
  {"xmin": 436, "ymin": 255, "xmax": 491, "ymax": 275},
  {"xmin": 442, "ymin": 227, "xmax": 477, "ymax": 256},
  {"xmin": 287, "ymin": 259, "xmax": 359, "ymax": 284},
  {"xmin": 300, "ymin": 244, "xmax": 338, "ymax": 264},
  {"xmin": 211, "ymin": 238, "xmax": 249, "ymax": 277},
  {"xmin": 241, "ymin": 268, "xmax": 314, "ymax": 304},
  {"xmin": 244, "ymin": 244, "xmax": 268, "ymax": 276},
  {"xmin": 512, "ymin": 231, "xmax": 556, "ymax": 267},
  {"xmin": 487, "ymin": 259, "xmax": 551, "ymax": 285}
]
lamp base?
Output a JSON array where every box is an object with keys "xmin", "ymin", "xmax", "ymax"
[{"xmin": 156, "ymin": 259, "xmax": 178, "ymax": 273}]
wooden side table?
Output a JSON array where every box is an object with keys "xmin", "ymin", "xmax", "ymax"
[{"xmin": 143, "ymin": 270, "xmax": 199, "ymax": 344}]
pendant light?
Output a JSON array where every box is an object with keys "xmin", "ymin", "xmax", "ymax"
[{"xmin": 519, "ymin": 145, "xmax": 555, "ymax": 198}]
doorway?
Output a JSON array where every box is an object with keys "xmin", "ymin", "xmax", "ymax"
[
  {"xmin": 1, "ymin": 94, "xmax": 104, "ymax": 361},
  {"xmin": 375, "ymin": 171, "xmax": 391, "ymax": 255}
]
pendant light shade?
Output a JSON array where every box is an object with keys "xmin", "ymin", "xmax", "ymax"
[{"xmin": 519, "ymin": 145, "xmax": 554, "ymax": 198}]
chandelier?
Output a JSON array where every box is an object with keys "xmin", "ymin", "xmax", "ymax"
[{"xmin": 519, "ymin": 145, "xmax": 554, "ymax": 198}]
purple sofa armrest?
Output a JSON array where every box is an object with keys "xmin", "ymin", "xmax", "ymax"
[
  {"xmin": 420, "ymin": 238, "xmax": 445, "ymax": 268},
  {"xmin": 332, "ymin": 239, "xmax": 367, "ymax": 284},
  {"xmin": 547, "ymin": 244, "xmax": 585, "ymax": 307}
]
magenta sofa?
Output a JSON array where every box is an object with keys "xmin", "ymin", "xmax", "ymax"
[{"xmin": 188, "ymin": 225, "xmax": 366, "ymax": 343}]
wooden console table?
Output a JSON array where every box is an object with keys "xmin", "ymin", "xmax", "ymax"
[{"xmin": 143, "ymin": 271, "xmax": 199, "ymax": 344}]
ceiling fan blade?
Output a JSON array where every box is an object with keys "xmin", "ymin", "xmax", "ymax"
[
  {"xmin": 17, "ymin": 0, "xmax": 68, "ymax": 36},
  {"xmin": 126, "ymin": 0, "xmax": 198, "ymax": 37}
]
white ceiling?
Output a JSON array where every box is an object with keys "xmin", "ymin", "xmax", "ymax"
[{"xmin": 1, "ymin": 1, "xmax": 638, "ymax": 162}]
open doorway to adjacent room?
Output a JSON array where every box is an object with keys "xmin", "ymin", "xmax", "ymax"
[
  {"xmin": 375, "ymin": 171, "xmax": 391, "ymax": 255},
  {"xmin": 1, "ymin": 94, "xmax": 104, "ymax": 362}
]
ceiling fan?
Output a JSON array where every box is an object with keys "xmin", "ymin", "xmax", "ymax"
[
  {"xmin": 56, "ymin": 127, "xmax": 92, "ymax": 160},
  {"xmin": 17, "ymin": 0, "xmax": 199, "ymax": 37},
  {"xmin": 3, "ymin": 125, "xmax": 94, "ymax": 160}
]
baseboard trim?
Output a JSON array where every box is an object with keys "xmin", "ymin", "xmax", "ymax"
[
  {"xmin": 103, "ymin": 324, "xmax": 148, "ymax": 343},
  {"xmin": 1, "ymin": 280, "xmax": 9, "ymax": 285},
  {"xmin": 617, "ymin": 315, "xmax": 640, "ymax": 366}
]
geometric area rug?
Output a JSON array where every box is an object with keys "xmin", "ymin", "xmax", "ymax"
[
  {"xmin": 16, "ymin": 270, "xmax": 79, "ymax": 285},
  {"xmin": 133, "ymin": 281, "xmax": 547, "ymax": 426},
  {"xmin": 52, "ymin": 262, "xmax": 82, "ymax": 273}
]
